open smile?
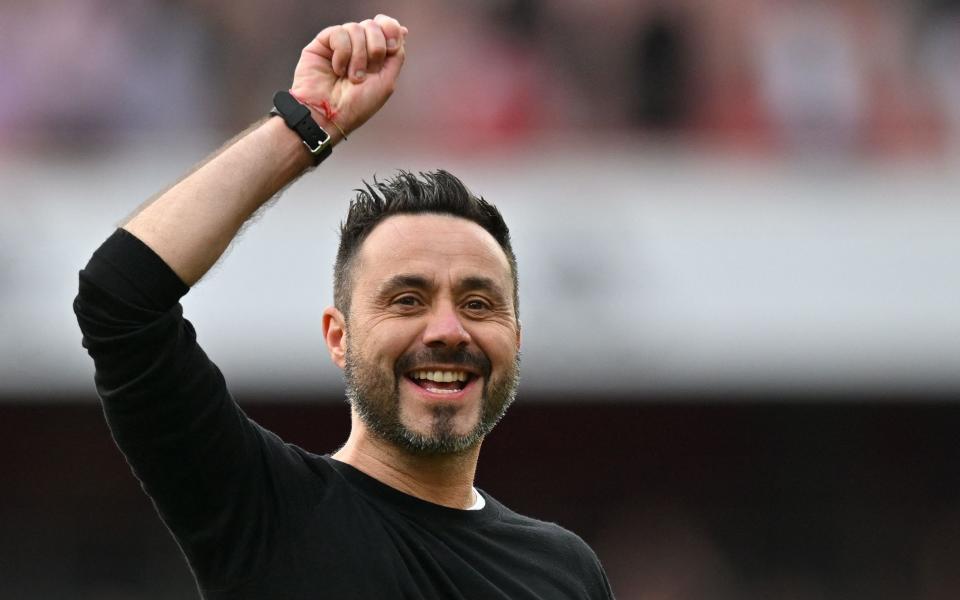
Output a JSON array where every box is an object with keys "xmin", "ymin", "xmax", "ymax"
[{"xmin": 404, "ymin": 368, "xmax": 480, "ymax": 398}]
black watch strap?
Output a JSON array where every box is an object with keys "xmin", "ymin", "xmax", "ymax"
[{"xmin": 270, "ymin": 90, "xmax": 332, "ymax": 165}]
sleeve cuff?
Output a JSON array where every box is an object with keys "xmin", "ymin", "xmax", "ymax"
[{"xmin": 83, "ymin": 228, "xmax": 191, "ymax": 311}]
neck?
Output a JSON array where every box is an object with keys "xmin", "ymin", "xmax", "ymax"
[{"xmin": 332, "ymin": 417, "xmax": 481, "ymax": 510}]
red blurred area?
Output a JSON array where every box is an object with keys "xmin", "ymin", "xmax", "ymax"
[{"xmin": 4, "ymin": 0, "xmax": 960, "ymax": 157}]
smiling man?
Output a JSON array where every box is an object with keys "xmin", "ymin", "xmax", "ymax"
[
  {"xmin": 332, "ymin": 208, "xmax": 521, "ymax": 462},
  {"xmin": 74, "ymin": 14, "xmax": 612, "ymax": 600}
]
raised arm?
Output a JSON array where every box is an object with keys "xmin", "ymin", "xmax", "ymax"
[
  {"xmin": 74, "ymin": 17, "xmax": 408, "ymax": 589},
  {"xmin": 125, "ymin": 14, "xmax": 407, "ymax": 285}
]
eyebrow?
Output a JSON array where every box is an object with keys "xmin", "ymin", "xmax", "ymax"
[
  {"xmin": 376, "ymin": 273, "xmax": 507, "ymax": 301},
  {"xmin": 454, "ymin": 276, "xmax": 507, "ymax": 301},
  {"xmin": 377, "ymin": 274, "xmax": 433, "ymax": 298}
]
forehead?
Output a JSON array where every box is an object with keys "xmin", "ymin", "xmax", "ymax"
[{"xmin": 353, "ymin": 213, "xmax": 512, "ymax": 287}]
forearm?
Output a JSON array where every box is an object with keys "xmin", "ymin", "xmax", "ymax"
[
  {"xmin": 122, "ymin": 15, "xmax": 405, "ymax": 286},
  {"xmin": 123, "ymin": 115, "xmax": 331, "ymax": 286}
]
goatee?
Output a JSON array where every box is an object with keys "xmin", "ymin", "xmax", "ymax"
[{"xmin": 344, "ymin": 344, "xmax": 520, "ymax": 455}]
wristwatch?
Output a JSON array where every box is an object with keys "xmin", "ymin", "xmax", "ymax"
[{"xmin": 270, "ymin": 90, "xmax": 332, "ymax": 165}]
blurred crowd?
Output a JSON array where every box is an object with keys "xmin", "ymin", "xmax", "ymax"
[
  {"xmin": 4, "ymin": 0, "xmax": 960, "ymax": 155},
  {"xmin": 2, "ymin": 2, "xmax": 959, "ymax": 599}
]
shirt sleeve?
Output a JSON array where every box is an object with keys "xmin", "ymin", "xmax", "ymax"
[{"xmin": 73, "ymin": 228, "xmax": 296, "ymax": 588}]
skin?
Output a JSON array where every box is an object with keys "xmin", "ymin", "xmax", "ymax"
[
  {"xmin": 119, "ymin": 15, "xmax": 516, "ymax": 509},
  {"xmin": 324, "ymin": 214, "xmax": 522, "ymax": 509},
  {"xmin": 124, "ymin": 15, "xmax": 407, "ymax": 285}
]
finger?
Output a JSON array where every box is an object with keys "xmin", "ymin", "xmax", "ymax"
[
  {"xmin": 325, "ymin": 27, "xmax": 352, "ymax": 77},
  {"xmin": 374, "ymin": 14, "xmax": 404, "ymax": 54},
  {"xmin": 379, "ymin": 44, "xmax": 406, "ymax": 97},
  {"xmin": 343, "ymin": 22, "xmax": 368, "ymax": 82},
  {"xmin": 362, "ymin": 19, "xmax": 387, "ymax": 73},
  {"xmin": 310, "ymin": 25, "xmax": 339, "ymax": 59}
]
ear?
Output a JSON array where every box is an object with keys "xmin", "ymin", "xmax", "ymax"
[{"xmin": 322, "ymin": 306, "xmax": 348, "ymax": 369}]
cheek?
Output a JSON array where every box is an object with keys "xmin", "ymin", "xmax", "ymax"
[
  {"xmin": 358, "ymin": 322, "xmax": 421, "ymax": 366},
  {"xmin": 475, "ymin": 326, "xmax": 520, "ymax": 367}
]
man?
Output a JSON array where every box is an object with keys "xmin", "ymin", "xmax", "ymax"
[{"xmin": 74, "ymin": 14, "xmax": 614, "ymax": 599}]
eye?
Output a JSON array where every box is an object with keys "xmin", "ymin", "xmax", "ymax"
[
  {"xmin": 393, "ymin": 295, "xmax": 422, "ymax": 307},
  {"xmin": 463, "ymin": 298, "xmax": 490, "ymax": 312}
]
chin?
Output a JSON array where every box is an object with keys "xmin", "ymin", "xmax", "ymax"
[
  {"xmin": 394, "ymin": 403, "xmax": 484, "ymax": 455},
  {"xmin": 403, "ymin": 403, "xmax": 478, "ymax": 434}
]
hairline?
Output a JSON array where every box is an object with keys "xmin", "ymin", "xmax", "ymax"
[{"xmin": 338, "ymin": 212, "xmax": 520, "ymax": 323}]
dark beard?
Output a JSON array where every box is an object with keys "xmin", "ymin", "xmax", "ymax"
[{"xmin": 344, "ymin": 344, "xmax": 520, "ymax": 456}]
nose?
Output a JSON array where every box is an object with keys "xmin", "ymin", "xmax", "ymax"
[{"xmin": 421, "ymin": 302, "xmax": 472, "ymax": 348}]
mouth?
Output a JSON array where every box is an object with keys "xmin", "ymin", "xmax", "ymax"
[{"xmin": 405, "ymin": 369, "xmax": 478, "ymax": 395}]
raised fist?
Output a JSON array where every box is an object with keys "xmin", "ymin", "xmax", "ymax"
[{"xmin": 291, "ymin": 15, "xmax": 408, "ymax": 140}]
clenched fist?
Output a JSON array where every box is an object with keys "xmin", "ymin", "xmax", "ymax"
[{"xmin": 291, "ymin": 15, "xmax": 408, "ymax": 140}]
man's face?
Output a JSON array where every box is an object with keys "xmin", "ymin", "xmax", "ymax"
[{"xmin": 336, "ymin": 213, "xmax": 521, "ymax": 455}]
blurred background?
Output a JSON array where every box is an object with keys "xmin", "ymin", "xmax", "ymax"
[{"xmin": 2, "ymin": 0, "xmax": 960, "ymax": 597}]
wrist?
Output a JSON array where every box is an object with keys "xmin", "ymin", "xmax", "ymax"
[
  {"xmin": 288, "ymin": 89, "xmax": 348, "ymax": 146},
  {"xmin": 307, "ymin": 108, "xmax": 346, "ymax": 146},
  {"xmin": 270, "ymin": 90, "xmax": 335, "ymax": 165},
  {"xmin": 263, "ymin": 115, "xmax": 316, "ymax": 173}
]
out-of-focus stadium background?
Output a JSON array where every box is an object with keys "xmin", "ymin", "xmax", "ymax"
[{"xmin": 2, "ymin": 0, "xmax": 959, "ymax": 597}]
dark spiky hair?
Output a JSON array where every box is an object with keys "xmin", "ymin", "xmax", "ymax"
[{"xmin": 333, "ymin": 170, "xmax": 518, "ymax": 320}]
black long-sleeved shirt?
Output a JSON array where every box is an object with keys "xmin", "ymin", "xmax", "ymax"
[{"xmin": 74, "ymin": 229, "xmax": 614, "ymax": 599}]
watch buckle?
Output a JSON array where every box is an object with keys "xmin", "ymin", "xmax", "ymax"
[{"xmin": 303, "ymin": 139, "xmax": 326, "ymax": 155}]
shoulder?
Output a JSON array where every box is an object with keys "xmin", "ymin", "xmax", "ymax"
[
  {"xmin": 485, "ymin": 494, "xmax": 609, "ymax": 579},
  {"xmin": 490, "ymin": 495, "xmax": 584, "ymax": 543}
]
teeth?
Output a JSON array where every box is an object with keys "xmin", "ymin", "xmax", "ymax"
[{"xmin": 413, "ymin": 370, "xmax": 469, "ymax": 383}]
